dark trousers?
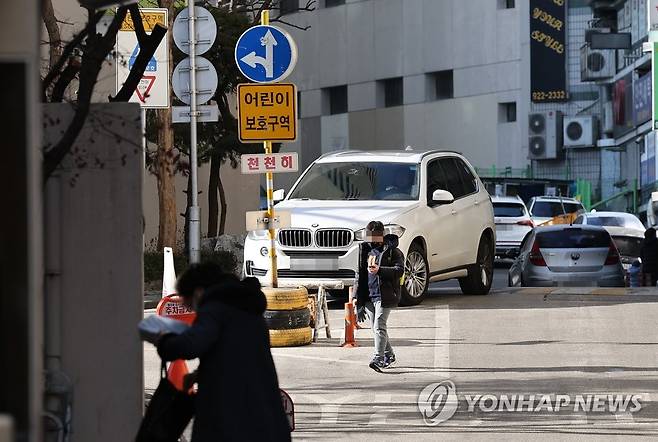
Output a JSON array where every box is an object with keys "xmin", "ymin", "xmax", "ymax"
[{"xmin": 644, "ymin": 272, "xmax": 658, "ymax": 286}]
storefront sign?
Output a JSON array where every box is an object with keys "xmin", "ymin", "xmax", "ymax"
[{"xmin": 530, "ymin": 0, "xmax": 568, "ymax": 102}]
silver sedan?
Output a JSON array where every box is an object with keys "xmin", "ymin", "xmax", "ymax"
[{"xmin": 508, "ymin": 225, "xmax": 625, "ymax": 288}]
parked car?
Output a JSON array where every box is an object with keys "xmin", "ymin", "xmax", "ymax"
[
  {"xmin": 527, "ymin": 196, "xmax": 585, "ymax": 226},
  {"xmin": 243, "ymin": 149, "xmax": 496, "ymax": 305},
  {"xmin": 573, "ymin": 211, "xmax": 645, "ymax": 231},
  {"xmin": 573, "ymin": 211, "xmax": 645, "ymax": 273},
  {"xmin": 492, "ymin": 195, "xmax": 533, "ymax": 259},
  {"xmin": 508, "ymin": 225, "xmax": 625, "ymax": 287}
]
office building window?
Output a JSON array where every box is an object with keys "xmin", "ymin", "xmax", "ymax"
[
  {"xmin": 323, "ymin": 85, "xmax": 348, "ymax": 115},
  {"xmin": 279, "ymin": 0, "xmax": 298, "ymax": 15},
  {"xmin": 498, "ymin": 0, "xmax": 515, "ymax": 8},
  {"xmin": 499, "ymin": 102, "xmax": 517, "ymax": 123},
  {"xmin": 379, "ymin": 77, "xmax": 403, "ymax": 108},
  {"xmin": 430, "ymin": 70, "xmax": 453, "ymax": 100},
  {"xmin": 324, "ymin": 0, "xmax": 345, "ymax": 7}
]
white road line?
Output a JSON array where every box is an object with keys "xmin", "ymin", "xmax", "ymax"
[
  {"xmin": 434, "ymin": 305, "xmax": 450, "ymax": 373},
  {"xmin": 271, "ymin": 352, "xmax": 363, "ymax": 365}
]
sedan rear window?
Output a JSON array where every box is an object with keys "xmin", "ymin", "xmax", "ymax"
[
  {"xmin": 587, "ymin": 216, "xmax": 645, "ymax": 230},
  {"xmin": 494, "ymin": 203, "xmax": 525, "ymax": 217},
  {"xmin": 537, "ymin": 229, "xmax": 610, "ymax": 248},
  {"xmin": 531, "ymin": 201, "xmax": 583, "ymax": 218}
]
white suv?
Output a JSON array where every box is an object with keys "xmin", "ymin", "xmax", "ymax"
[{"xmin": 243, "ymin": 150, "xmax": 496, "ymax": 305}]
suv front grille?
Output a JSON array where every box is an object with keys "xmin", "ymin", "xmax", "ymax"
[
  {"xmin": 277, "ymin": 269, "xmax": 356, "ymax": 279},
  {"xmin": 278, "ymin": 229, "xmax": 312, "ymax": 247},
  {"xmin": 315, "ymin": 229, "xmax": 353, "ymax": 248}
]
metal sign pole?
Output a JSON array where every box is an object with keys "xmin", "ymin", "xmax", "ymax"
[
  {"xmin": 188, "ymin": 1, "xmax": 201, "ymax": 264},
  {"xmin": 262, "ymin": 10, "xmax": 278, "ymax": 288}
]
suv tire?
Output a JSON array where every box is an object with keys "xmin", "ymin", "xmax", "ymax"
[
  {"xmin": 459, "ymin": 236, "xmax": 494, "ymax": 296},
  {"xmin": 400, "ymin": 243, "xmax": 429, "ymax": 306}
]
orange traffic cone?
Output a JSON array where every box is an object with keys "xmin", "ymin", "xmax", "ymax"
[
  {"xmin": 341, "ymin": 300, "xmax": 358, "ymax": 348},
  {"xmin": 167, "ymin": 359, "xmax": 190, "ymax": 392}
]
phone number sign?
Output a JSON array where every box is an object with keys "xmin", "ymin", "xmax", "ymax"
[
  {"xmin": 241, "ymin": 153, "xmax": 299, "ymax": 174},
  {"xmin": 237, "ymin": 83, "xmax": 297, "ymax": 142}
]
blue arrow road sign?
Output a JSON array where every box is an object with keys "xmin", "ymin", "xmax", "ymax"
[
  {"xmin": 235, "ymin": 25, "xmax": 297, "ymax": 83},
  {"xmin": 130, "ymin": 44, "xmax": 157, "ymax": 72}
]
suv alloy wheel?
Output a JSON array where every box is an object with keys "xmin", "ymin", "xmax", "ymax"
[{"xmin": 401, "ymin": 243, "xmax": 428, "ymax": 305}]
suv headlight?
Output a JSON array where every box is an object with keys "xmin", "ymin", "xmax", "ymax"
[
  {"xmin": 353, "ymin": 224, "xmax": 406, "ymax": 241},
  {"xmin": 247, "ymin": 230, "xmax": 270, "ymax": 240}
]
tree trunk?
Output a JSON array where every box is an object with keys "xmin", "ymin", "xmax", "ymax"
[
  {"xmin": 155, "ymin": 107, "xmax": 177, "ymax": 251},
  {"xmin": 218, "ymin": 164, "xmax": 228, "ymax": 236},
  {"xmin": 155, "ymin": 0, "xmax": 177, "ymax": 251},
  {"xmin": 184, "ymin": 171, "xmax": 192, "ymax": 255},
  {"xmin": 207, "ymin": 153, "xmax": 220, "ymax": 238}
]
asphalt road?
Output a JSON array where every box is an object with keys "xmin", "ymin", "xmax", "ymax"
[{"xmin": 143, "ymin": 269, "xmax": 658, "ymax": 440}]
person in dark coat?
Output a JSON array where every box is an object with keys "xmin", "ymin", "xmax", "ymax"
[
  {"xmin": 353, "ymin": 221, "xmax": 405, "ymax": 372},
  {"xmin": 156, "ymin": 263, "xmax": 291, "ymax": 442},
  {"xmin": 640, "ymin": 227, "xmax": 658, "ymax": 286}
]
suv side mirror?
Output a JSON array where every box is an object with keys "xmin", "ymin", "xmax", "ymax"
[
  {"xmin": 273, "ymin": 189, "xmax": 285, "ymax": 202},
  {"xmin": 432, "ymin": 189, "xmax": 454, "ymax": 205}
]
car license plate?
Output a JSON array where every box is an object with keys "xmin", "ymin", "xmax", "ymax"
[
  {"xmin": 290, "ymin": 258, "xmax": 338, "ymax": 271},
  {"xmin": 496, "ymin": 224, "xmax": 512, "ymax": 231}
]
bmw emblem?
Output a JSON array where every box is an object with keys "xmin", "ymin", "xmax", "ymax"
[{"xmin": 312, "ymin": 223, "xmax": 319, "ymax": 228}]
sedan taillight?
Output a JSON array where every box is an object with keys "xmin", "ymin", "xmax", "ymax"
[
  {"xmin": 604, "ymin": 240, "xmax": 621, "ymax": 265},
  {"xmin": 529, "ymin": 240, "xmax": 546, "ymax": 266},
  {"xmin": 516, "ymin": 220, "xmax": 535, "ymax": 227}
]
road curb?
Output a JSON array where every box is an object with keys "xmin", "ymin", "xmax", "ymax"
[
  {"xmin": 509, "ymin": 287, "xmax": 658, "ymax": 296},
  {"xmin": 144, "ymin": 291, "xmax": 161, "ymax": 310}
]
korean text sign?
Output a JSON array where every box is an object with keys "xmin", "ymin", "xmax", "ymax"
[
  {"xmin": 237, "ymin": 83, "xmax": 297, "ymax": 142},
  {"xmin": 241, "ymin": 153, "xmax": 299, "ymax": 174}
]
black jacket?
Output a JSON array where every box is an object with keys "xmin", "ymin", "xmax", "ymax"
[
  {"xmin": 641, "ymin": 236, "xmax": 658, "ymax": 273},
  {"xmin": 157, "ymin": 277, "xmax": 291, "ymax": 442},
  {"xmin": 353, "ymin": 234, "xmax": 405, "ymax": 308}
]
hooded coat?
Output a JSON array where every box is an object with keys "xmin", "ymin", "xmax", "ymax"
[
  {"xmin": 641, "ymin": 230, "xmax": 658, "ymax": 274},
  {"xmin": 353, "ymin": 234, "xmax": 405, "ymax": 308},
  {"xmin": 157, "ymin": 276, "xmax": 291, "ymax": 442}
]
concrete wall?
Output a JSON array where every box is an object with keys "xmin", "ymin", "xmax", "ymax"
[
  {"xmin": 43, "ymin": 103, "xmax": 143, "ymax": 442},
  {"xmin": 283, "ymin": 0, "xmax": 525, "ymax": 174},
  {"xmin": 0, "ymin": 1, "xmax": 43, "ymax": 441}
]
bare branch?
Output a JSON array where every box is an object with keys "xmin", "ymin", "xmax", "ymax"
[
  {"xmin": 51, "ymin": 59, "xmax": 80, "ymax": 102},
  {"xmin": 42, "ymin": 0, "xmax": 62, "ymax": 71}
]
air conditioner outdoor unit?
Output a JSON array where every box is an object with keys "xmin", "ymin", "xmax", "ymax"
[
  {"xmin": 581, "ymin": 30, "xmax": 615, "ymax": 82},
  {"xmin": 528, "ymin": 111, "xmax": 563, "ymax": 160},
  {"xmin": 563, "ymin": 116, "xmax": 598, "ymax": 148},
  {"xmin": 581, "ymin": 45, "xmax": 615, "ymax": 81}
]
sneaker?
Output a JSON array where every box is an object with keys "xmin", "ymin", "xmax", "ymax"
[
  {"xmin": 368, "ymin": 357, "xmax": 386, "ymax": 373},
  {"xmin": 383, "ymin": 353, "xmax": 396, "ymax": 368}
]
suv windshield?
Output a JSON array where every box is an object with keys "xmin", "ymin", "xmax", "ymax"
[
  {"xmin": 289, "ymin": 162, "xmax": 419, "ymax": 201},
  {"xmin": 531, "ymin": 201, "xmax": 583, "ymax": 218},
  {"xmin": 494, "ymin": 203, "xmax": 525, "ymax": 217}
]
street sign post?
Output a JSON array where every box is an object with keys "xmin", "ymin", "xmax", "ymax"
[
  {"xmin": 235, "ymin": 11, "xmax": 298, "ymax": 288},
  {"xmin": 116, "ymin": 8, "xmax": 169, "ymax": 108},
  {"xmin": 235, "ymin": 25, "xmax": 298, "ymax": 83},
  {"xmin": 237, "ymin": 83, "xmax": 297, "ymax": 142},
  {"xmin": 240, "ymin": 152, "xmax": 299, "ymax": 174},
  {"xmin": 171, "ymin": 5, "xmax": 218, "ymax": 264},
  {"xmin": 653, "ymin": 42, "xmax": 658, "ymax": 129}
]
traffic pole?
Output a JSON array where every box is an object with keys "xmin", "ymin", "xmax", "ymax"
[
  {"xmin": 188, "ymin": 0, "xmax": 201, "ymax": 264},
  {"xmin": 260, "ymin": 10, "xmax": 278, "ymax": 288}
]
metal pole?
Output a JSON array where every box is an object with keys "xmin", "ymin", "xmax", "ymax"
[
  {"xmin": 141, "ymin": 108, "xmax": 146, "ymax": 168},
  {"xmin": 261, "ymin": 10, "xmax": 278, "ymax": 287},
  {"xmin": 188, "ymin": 0, "xmax": 201, "ymax": 264}
]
